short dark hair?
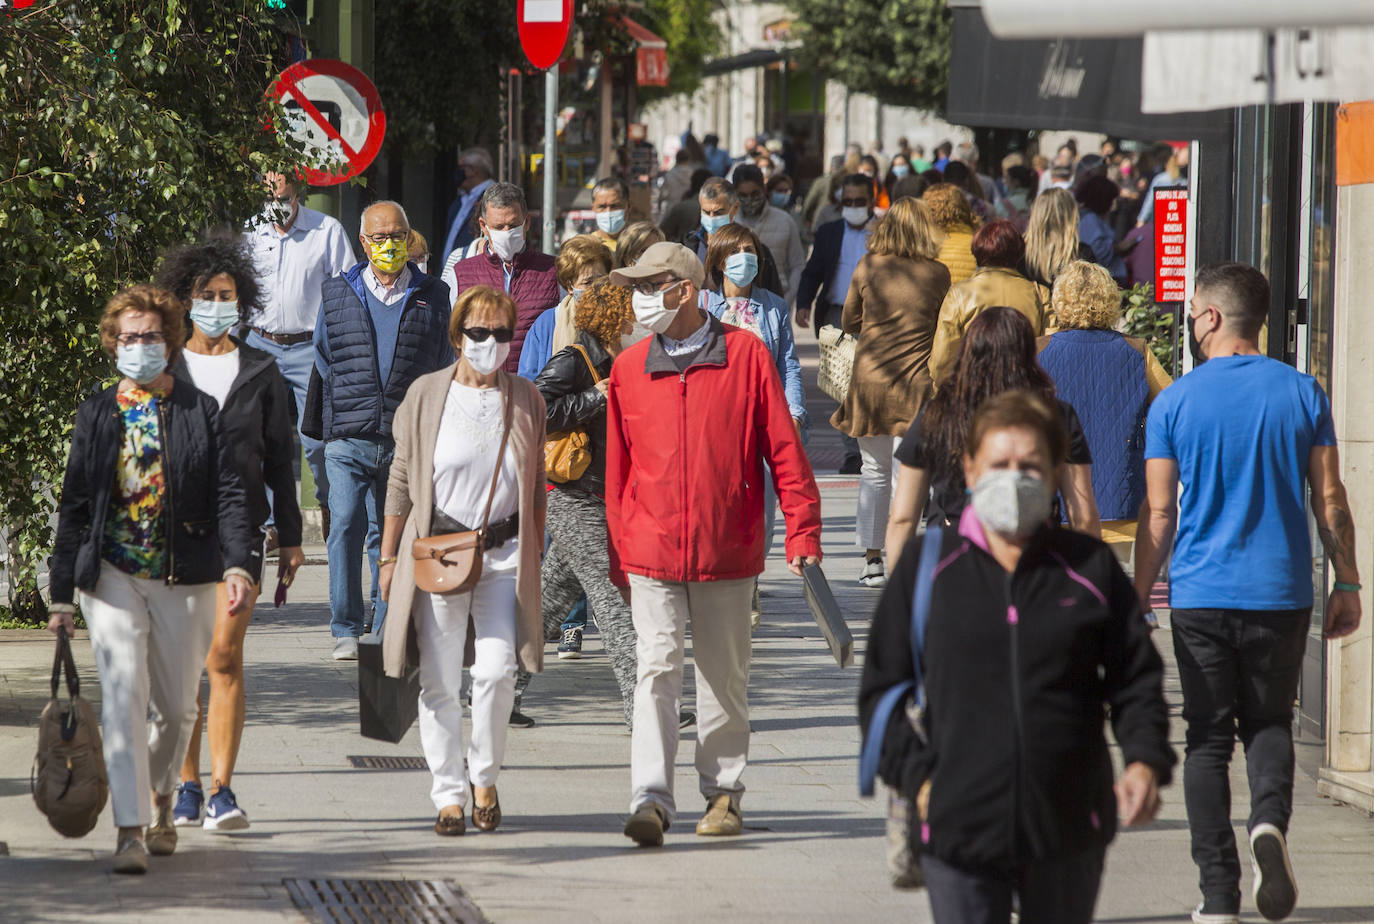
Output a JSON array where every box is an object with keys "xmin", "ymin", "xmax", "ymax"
[
  {"xmin": 1195, "ymin": 262, "xmax": 1270, "ymax": 338},
  {"xmin": 971, "ymin": 220, "xmax": 1026, "ymax": 269},
  {"xmin": 1005, "ymin": 164, "xmax": 1037, "ymax": 191},
  {"xmin": 699, "ymin": 176, "xmax": 737, "ymax": 206},
  {"xmin": 703, "ymin": 133, "xmax": 719, "ymax": 147},
  {"xmin": 687, "ymin": 168, "xmax": 713, "ymax": 197},
  {"xmin": 732, "ymin": 164, "xmax": 765, "ymax": 190},
  {"xmin": 1075, "ymin": 175, "xmax": 1118, "ymax": 215},
  {"xmin": 675, "ymin": 148, "xmax": 692, "ymax": 164},
  {"xmin": 591, "ymin": 176, "xmax": 629, "ymax": 202},
  {"xmin": 841, "ymin": 173, "xmax": 874, "ymax": 201},
  {"xmin": 479, "ymin": 182, "xmax": 527, "ymax": 219}
]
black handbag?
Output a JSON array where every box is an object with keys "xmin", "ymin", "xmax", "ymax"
[{"xmin": 357, "ymin": 613, "xmax": 420, "ymax": 743}]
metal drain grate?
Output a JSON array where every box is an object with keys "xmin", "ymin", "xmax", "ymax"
[
  {"xmin": 284, "ymin": 878, "xmax": 489, "ymax": 924},
  {"xmin": 347, "ymin": 755, "xmax": 429, "ymax": 770}
]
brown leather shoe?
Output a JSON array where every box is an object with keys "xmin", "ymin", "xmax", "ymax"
[
  {"xmin": 472, "ymin": 791, "xmax": 501, "ymax": 832},
  {"xmin": 434, "ymin": 806, "xmax": 465, "ymax": 836},
  {"xmin": 696, "ymin": 794, "xmax": 742, "ymax": 836}
]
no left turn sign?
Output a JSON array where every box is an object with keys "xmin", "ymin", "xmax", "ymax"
[{"xmin": 270, "ymin": 59, "xmax": 386, "ymax": 186}]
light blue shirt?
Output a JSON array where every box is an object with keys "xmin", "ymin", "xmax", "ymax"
[
  {"xmin": 439, "ymin": 178, "xmax": 493, "ymax": 269},
  {"xmin": 245, "ymin": 206, "xmax": 356, "ymax": 335},
  {"xmin": 827, "ymin": 223, "xmax": 871, "ymax": 306}
]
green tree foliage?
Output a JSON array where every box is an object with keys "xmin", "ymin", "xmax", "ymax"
[
  {"xmin": 374, "ymin": 0, "xmax": 522, "ymax": 159},
  {"xmin": 577, "ymin": 0, "xmax": 721, "ymax": 103},
  {"xmin": 790, "ymin": 0, "xmax": 951, "ymax": 113},
  {"xmin": 0, "ymin": 0, "xmax": 308, "ymax": 622}
]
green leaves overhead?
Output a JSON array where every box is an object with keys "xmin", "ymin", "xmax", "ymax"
[{"xmin": 790, "ymin": 0, "xmax": 951, "ymax": 113}]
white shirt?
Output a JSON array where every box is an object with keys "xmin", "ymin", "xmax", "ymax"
[
  {"xmin": 181, "ymin": 348, "xmax": 240, "ymax": 410},
  {"xmin": 364, "ymin": 264, "xmax": 412, "ymax": 306},
  {"xmin": 432, "ymin": 382, "xmax": 519, "ymax": 569},
  {"xmin": 246, "ymin": 205, "xmax": 357, "ymax": 335},
  {"xmin": 828, "ymin": 222, "xmax": 873, "ymax": 307}
]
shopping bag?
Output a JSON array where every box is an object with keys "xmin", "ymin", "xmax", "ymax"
[
  {"xmin": 358, "ymin": 634, "xmax": 419, "ymax": 743},
  {"xmin": 816, "ymin": 324, "xmax": 857, "ymax": 404},
  {"xmin": 802, "ymin": 563, "xmax": 853, "ymax": 667},
  {"xmin": 33, "ymin": 627, "xmax": 108, "ymax": 837}
]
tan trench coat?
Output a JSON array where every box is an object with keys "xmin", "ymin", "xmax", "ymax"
[{"xmin": 381, "ymin": 366, "xmax": 547, "ymax": 679}]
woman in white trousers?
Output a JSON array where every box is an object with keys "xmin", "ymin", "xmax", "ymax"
[
  {"xmin": 47, "ymin": 285, "xmax": 258, "ymax": 874},
  {"xmin": 379, "ymin": 285, "xmax": 547, "ymax": 836}
]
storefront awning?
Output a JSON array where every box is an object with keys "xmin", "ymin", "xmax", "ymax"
[
  {"xmin": 620, "ymin": 16, "xmax": 669, "ymax": 88},
  {"xmin": 945, "ymin": 6, "xmax": 1232, "ymax": 141},
  {"xmin": 701, "ymin": 49, "xmax": 786, "ymax": 77}
]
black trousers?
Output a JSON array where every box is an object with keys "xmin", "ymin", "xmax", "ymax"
[
  {"xmin": 1171, "ymin": 607, "xmax": 1310, "ymax": 910},
  {"xmin": 920, "ymin": 847, "xmax": 1105, "ymax": 924}
]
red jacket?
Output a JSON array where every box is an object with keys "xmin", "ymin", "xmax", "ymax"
[
  {"xmin": 606, "ymin": 315, "xmax": 823, "ymax": 584},
  {"xmin": 452, "ymin": 247, "xmax": 559, "ymax": 373}
]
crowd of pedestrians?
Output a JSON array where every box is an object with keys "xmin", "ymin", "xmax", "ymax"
[{"xmin": 41, "ymin": 131, "xmax": 1362, "ymax": 924}]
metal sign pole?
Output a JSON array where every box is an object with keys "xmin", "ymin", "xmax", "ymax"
[{"xmin": 542, "ymin": 67, "xmax": 558, "ymax": 254}]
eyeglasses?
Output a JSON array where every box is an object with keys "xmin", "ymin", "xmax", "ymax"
[
  {"xmin": 115, "ymin": 332, "xmax": 166, "ymax": 346},
  {"xmin": 631, "ymin": 278, "xmax": 684, "ymax": 297},
  {"xmin": 839, "ymin": 198, "xmax": 870, "ymax": 208},
  {"xmin": 462, "ymin": 326, "xmax": 515, "ymax": 343},
  {"xmin": 363, "ymin": 231, "xmax": 408, "ymax": 244}
]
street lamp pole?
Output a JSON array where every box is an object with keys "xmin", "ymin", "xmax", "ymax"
[{"xmin": 543, "ymin": 67, "xmax": 558, "ymax": 254}]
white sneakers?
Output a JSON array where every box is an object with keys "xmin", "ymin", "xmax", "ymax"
[
  {"xmin": 332, "ymin": 637, "xmax": 359, "ymax": 660},
  {"xmin": 1250, "ymin": 823, "xmax": 1298, "ymax": 921},
  {"xmin": 858, "ymin": 559, "xmax": 887, "ymax": 588}
]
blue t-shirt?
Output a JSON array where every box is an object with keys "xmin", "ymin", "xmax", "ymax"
[
  {"xmin": 518, "ymin": 306, "xmax": 558, "ymax": 380},
  {"xmin": 1145, "ymin": 354, "xmax": 1336, "ymax": 610}
]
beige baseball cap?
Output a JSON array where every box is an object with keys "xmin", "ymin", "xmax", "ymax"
[{"xmin": 609, "ymin": 242, "xmax": 705, "ymax": 289}]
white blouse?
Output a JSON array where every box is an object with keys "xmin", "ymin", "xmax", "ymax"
[{"xmin": 432, "ymin": 382, "xmax": 520, "ymax": 569}]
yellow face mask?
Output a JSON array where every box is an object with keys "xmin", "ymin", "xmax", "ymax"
[{"xmin": 368, "ymin": 238, "xmax": 407, "ymax": 274}]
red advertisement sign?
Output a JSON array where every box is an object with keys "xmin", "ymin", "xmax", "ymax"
[{"xmin": 1153, "ymin": 189, "xmax": 1189, "ymax": 302}]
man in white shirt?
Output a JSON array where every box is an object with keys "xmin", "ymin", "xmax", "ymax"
[
  {"xmin": 245, "ymin": 171, "xmax": 356, "ymax": 520},
  {"xmin": 438, "ymin": 148, "xmax": 496, "ymax": 271}
]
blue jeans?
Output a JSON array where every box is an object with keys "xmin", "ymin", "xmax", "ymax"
[
  {"xmin": 325, "ymin": 437, "xmax": 393, "ymax": 638},
  {"xmin": 245, "ymin": 331, "xmax": 328, "ymax": 507}
]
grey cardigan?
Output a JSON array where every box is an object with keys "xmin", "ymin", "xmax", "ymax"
[{"xmin": 381, "ymin": 366, "xmax": 548, "ymax": 678}]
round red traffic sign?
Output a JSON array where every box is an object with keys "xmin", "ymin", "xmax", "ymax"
[
  {"xmin": 517, "ymin": 0, "xmax": 573, "ymax": 70},
  {"xmin": 269, "ymin": 59, "xmax": 386, "ymax": 186}
]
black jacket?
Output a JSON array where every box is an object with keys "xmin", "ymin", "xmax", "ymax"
[
  {"xmin": 858, "ymin": 519, "xmax": 1174, "ymax": 873},
  {"xmin": 172, "ymin": 340, "xmax": 303, "ymax": 548},
  {"xmin": 533, "ymin": 331, "xmax": 612, "ymax": 497},
  {"xmin": 796, "ymin": 219, "xmax": 845, "ymax": 334},
  {"xmin": 681, "ymin": 227, "xmax": 784, "ymax": 299},
  {"xmin": 49, "ymin": 381, "xmax": 259, "ymax": 604}
]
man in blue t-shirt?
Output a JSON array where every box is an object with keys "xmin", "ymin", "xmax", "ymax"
[{"xmin": 1134, "ymin": 263, "xmax": 1362, "ymax": 924}]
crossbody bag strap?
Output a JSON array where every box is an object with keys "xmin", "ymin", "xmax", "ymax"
[
  {"xmin": 476, "ymin": 378, "xmax": 515, "ymax": 535},
  {"xmin": 571, "ymin": 343, "xmax": 601, "ymax": 384}
]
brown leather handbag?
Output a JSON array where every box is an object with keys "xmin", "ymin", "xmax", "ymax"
[
  {"xmin": 411, "ymin": 386, "xmax": 513, "ymax": 594},
  {"xmin": 544, "ymin": 344, "xmax": 601, "ymax": 484}
]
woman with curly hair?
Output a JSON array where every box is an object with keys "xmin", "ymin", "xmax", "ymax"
[
  {"xmin": 1037, "ymin": 261, "xmax": 1172, "ymax": 543},
  {"xmin": 155, "ymin": 234, "xmax": 305, "ymax": 832},
  {"xmin": 923, "ymin": 183, "xmax": 981, "ymax": 284},
  {"xmin": 886, "ymin": 306, "xmax": 1100, "ymax": 559},
  {"xmin": 529, "ymin": 279, "xmax": 644, "ymax": 727}
]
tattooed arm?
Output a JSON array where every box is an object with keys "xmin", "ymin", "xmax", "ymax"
[{"xmin": 1309, "ymin": 444, "xmax": 1362, "ymax": 639}]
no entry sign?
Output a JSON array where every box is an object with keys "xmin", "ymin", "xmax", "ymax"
[
  {"xmin": 270, "ymin": 59, "xmax": 385, "ymax": 186},
  {"xmin": 1153, "ymin": 189, "xmax": 1189, "ymax": 302},
  {"xmin": 518, "ymin": 0, "xmax": 573, "ymax": 69}
]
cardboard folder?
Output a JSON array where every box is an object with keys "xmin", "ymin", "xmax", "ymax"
[{"xmin": 802, "ymin": 563, "xmax": 853, "ymax": 668}]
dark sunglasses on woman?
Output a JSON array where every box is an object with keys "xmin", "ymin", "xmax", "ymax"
[{"xmin": 462, "ymin": 326, "xmax": 515, "ymax": 343}]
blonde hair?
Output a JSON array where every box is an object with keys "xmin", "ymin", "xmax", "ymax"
[
  {"xmin": 613, "ymin": 221, "xmax": 665, "ymax": 270},
  {"xmin": 868, "ymin": 197, "xmax": 943, "ymax": 261},
  {"xmin": 449, "ymin": 285, "xmax": 518, "ymax": 353},
  {"xmin": 406, "ymin": 228, "xmax": 429, "ymax": 262},
  {"xmin": 99, "ymin": 284, "xmax": 187, "ymax": 369},
  {"xmin": 1024, "ymin": 188, "xmax": 1080, "ymax": 286},
  {"xmin": 1051, "ymin": 261, "xmax": 1121, "ymax": 330},
  {"xmin": 555, "ymin": 234, "xmax": 612, "ymax": 290}
]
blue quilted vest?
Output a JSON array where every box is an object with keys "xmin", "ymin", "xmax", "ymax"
[
  {"xmin": 319, "ymin": 263, "xmax": 453, "ymax": 440},
  {"xmin": 1038, "ymin": 330, "xmax": 1148, "ymax": 520}
]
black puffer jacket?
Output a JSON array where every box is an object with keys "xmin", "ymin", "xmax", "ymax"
[
  {"xmin": 533, "ymin": 331, "xmax": 612, "ymax": 497},
  {"xmin": 859, "ymin": 514, "xmax": 1174, "ymax": 874},
  {"xmin": 172, "ymin": 340, "xmax": 303, "ymax": 550},
  {"xmin": 49, "ymin": 381, "xmax": 258, "ymax": 604}
]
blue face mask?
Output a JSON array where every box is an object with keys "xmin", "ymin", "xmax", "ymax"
[
  {"xmin": 116, "ymin": 342, "xmax": 168, "ymax": 384},
  {"xmin": 770, "ymin": 191, "xmax": 791, "ymax": 208},
  {"xmin": 596, "ymin": 209, "xmax": 626, "ymax": 235},
  {"xmin": 189, "ymin": 298, "xmax": 240, "ymax": 338},
  {"xmin": 892, "ymin": 163, "xmax": 910, "ymax": 178},
  {"xmin": 723, "ymin": 252, "xmax": 759, "ymax": 288},
  {"xmin": 700, "ymin": 213, "xmax": 730, "ymax": 236}
]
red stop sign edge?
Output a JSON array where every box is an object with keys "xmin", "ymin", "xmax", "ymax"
[
  {"xmin": 269, "ymin": 58, "xmax": 386, "ymax": 186},
  {"xmin": 517, "ymin": 0, "xmax": 574, "ymax": 70}
]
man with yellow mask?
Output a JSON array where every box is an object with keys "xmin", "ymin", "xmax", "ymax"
[{"xmin": 303, "ymin": 200, "xmax": 455, "ymax": 659}]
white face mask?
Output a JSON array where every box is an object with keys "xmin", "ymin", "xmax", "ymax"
[
  {"xmin": 462, "ymin": 336, "xmax": 510, "ymax": 376},
  {"xmin": 620, "ymin": 322, "xmax": 653, "ymax": 350},
  {"xmin": 631, "ymin": 284, "xmax": 682, "ymax": 335},
  {"xmin": 596, "ymin": 209, "xmax": 626, "ymax": 235},
  {"xmin": 416, "ymin": 260, "xmax": 429, "ymax": 275},
  {"xmin": 842, "ymin": 206, "xmax": 870, "ymax": 228},
  {"xmin": 189, "ymin": 298, "xmax": 239, "ymax": 338},
  {"xmin": 486, "ymin": 225, "xmax": 525, "ymax": 262},
  {"xmin": 969, "ymin": 469, "xmax": 1052, "ymax": 539}
]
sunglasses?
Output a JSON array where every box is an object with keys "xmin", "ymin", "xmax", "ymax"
[{"xmin": 462, "ymin": 326, "xmax": 514, "ymax": 343}]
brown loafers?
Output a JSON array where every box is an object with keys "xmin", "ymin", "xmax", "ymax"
[
  {"xmin": 472, "ymin": 791, "xmax": 501, "ymax": 832},
  {"xmin": 434, "ymin": 806, "xmax": 465, "ymax": 836}
]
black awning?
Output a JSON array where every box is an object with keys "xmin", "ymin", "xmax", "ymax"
[
  {"xmin": 701, "ymin": 48, "xmax": 785, "ymax": 77},
  {"xmin": 945, "ymin": 7, "xmax": 1232, "ymax": 141}
]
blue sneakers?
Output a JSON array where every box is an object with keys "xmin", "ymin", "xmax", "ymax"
[
  {"xmin": 172, "ymin": 781, "xmax": 204, "ymax": 827},
  {"xmin": 204, "ymin": 786, "xmax": 250, "ymax": 832}
]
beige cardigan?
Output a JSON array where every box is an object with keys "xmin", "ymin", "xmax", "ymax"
[{"xmin": 381, "ymin": 366, "xmax": 547, "ymax": 679}]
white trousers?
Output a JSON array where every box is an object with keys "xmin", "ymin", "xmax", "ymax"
[
  {"xmin": 80, "ymin": 562, "xmax": 216, "ymax": 828},
  {"xmin": 414, "ymin": 563, "xmax": 518, "ymax": 811},
  {"xmin": 628, "ymin": 574, "xmax": 753, "ymax": 821},
  {"xmin": 856, "ymin": 435, "xmax": 898, "ymax": 550}
]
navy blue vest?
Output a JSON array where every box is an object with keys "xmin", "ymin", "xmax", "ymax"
[
  {"xmin": 1038, "ymin": 330, "xmax": 1149, "ymax": 520},
  {"xmin": 320, "ymin": 263, "xmax": 453, "ymax": 440}
]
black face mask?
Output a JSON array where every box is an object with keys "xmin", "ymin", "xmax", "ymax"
[{"xmin": 1188, "ymin": 312, "xmax": 1212, "ymax": 365}]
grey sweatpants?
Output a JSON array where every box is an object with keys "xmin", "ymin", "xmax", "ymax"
[{"xmin": 515, "ymin": 487, "xmax": 638, "ymax": 725}]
